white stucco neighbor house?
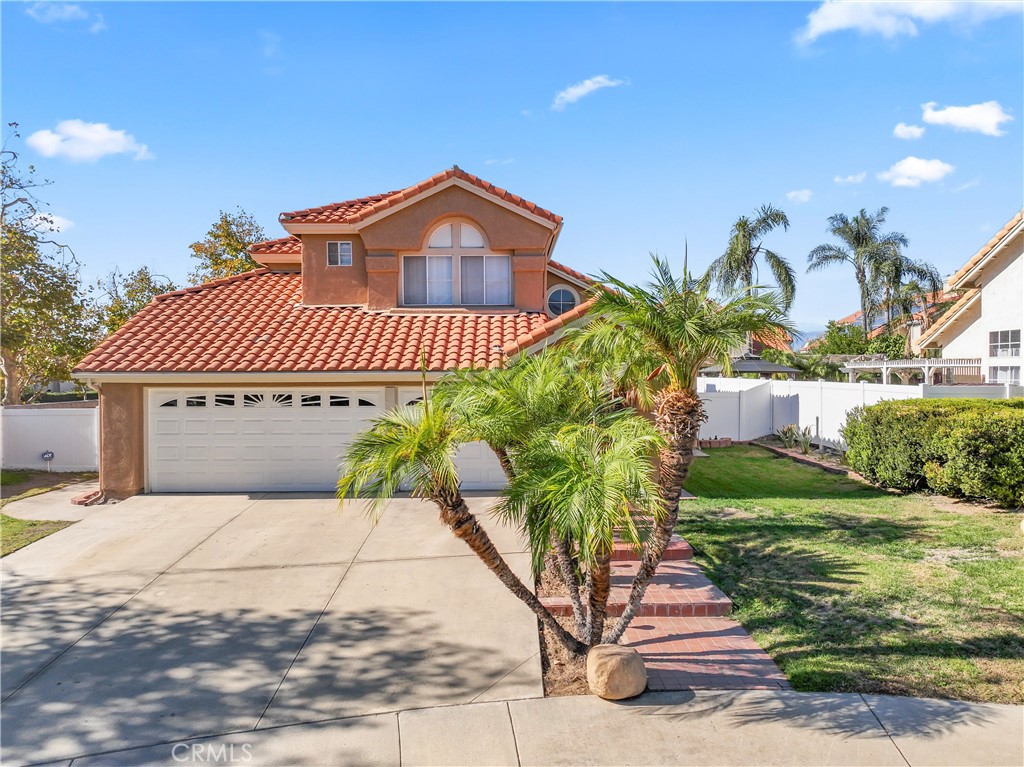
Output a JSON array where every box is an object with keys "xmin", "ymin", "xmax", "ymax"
[{"xmin": 916, "ymin": 209, "xmax": 1024, "ymax": 385}]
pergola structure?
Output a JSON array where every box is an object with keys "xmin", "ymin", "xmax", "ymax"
[{"xmin": 840, "ymin": 355, "xmax": 983, "ymax": 385}]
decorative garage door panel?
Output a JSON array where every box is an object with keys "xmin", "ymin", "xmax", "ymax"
[
  {"xmin": 397, "ymin": 388, "xmax": 507, "ymax": 491},
  {"xmin": 147, "ymin": 389, "xmax": 383, "ymax": 492}
]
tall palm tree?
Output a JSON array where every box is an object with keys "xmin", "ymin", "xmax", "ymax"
[
  {"xmin": 574, "ymin": 255, "xmax": 794, "ymax": 643},
  {"xmin": 807, "ymin": 208, "xmax": 908, "ymax": 336},
  {"xmin": 710, "ymin": 204, "xmax": 795, "ymax": 309},
  {"xmin": 337, "ymin": 399, "xmax": 586, "ymax": 655}
]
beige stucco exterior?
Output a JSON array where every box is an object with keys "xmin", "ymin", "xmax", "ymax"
[
  {"xmin": 98, "ymin": 383, "xmax": 145, "ymax": 499},
  {"xmin": 301, "ymin": 234, "xmax": 370, "ymax": 305}
]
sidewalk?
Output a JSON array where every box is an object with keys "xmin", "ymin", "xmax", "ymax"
[{"xmin": 61, "ymin": 689, "xmax": 1023, "ymax": 766}]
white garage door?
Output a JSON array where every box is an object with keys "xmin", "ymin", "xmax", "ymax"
[
  {"xmin": 147, "ymin": 388, "xmax": 383, "ymax": 493},
  {"xmin": 397, "ymin": 388, "xmax": 507, "ymax": 491}
]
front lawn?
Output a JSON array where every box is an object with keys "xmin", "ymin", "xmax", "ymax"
[
  {"xmin": 1, "ymin": 514, "xmax": 74, "ymax": 556},
  {"xmin": 681, "ymin": 445, "xmax": 1024, "ymax": 704}
]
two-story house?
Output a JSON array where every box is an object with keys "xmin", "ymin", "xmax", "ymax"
[
  {"xmin": 74, "ymin": 168, "xmax": 593, "ymax": 498},
  {"xmin": 917, "ymin": 209, "xmax": 1024, "ymax": 384}
]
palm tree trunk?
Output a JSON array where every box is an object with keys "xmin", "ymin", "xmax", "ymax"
[
  {"xmin": 434, "ymin": 487, "xmax": 587, "ymax": 656},
  {"xmin": 552, "ymin": 534, "xmax": 587, "ymax": 639},
  {"xmin": 604, "ymin": 388, "xmax": 704, "ymax": 644},
  {"xmin": 586, "ymin": 548, "xmax": 613, "ymax": 645},
  {"xmin": 494, "ymin": 444, "xmax": 587, "ymax": 642}
]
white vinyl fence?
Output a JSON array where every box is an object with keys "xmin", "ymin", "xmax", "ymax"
[{"xmin": 1, "ymin": 406, "xmax": 99, "ymax": 471}]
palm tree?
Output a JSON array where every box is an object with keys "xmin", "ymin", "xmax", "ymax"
[
  {"xmin": 498, "ymin": 413, "xmax": 664, "ymax": 646},
  {"xmin": 710, "ymin": 204, "xmax": 795, "ymax": 309},
  {"xmin": 574, "ymin": 255, "xmax": 794, "ymax": 643},
  {"xmin": 337, "ymin": 399, "xmax": 586, "ymax": 655},
  {"xmin": 435, "ymin": 352, "xmax": 666, "ymax": 646},
  {"xmin": 807, "ymin": 208, "xmax": 908, "ymax": 336},
  {"xmin": 341, "ymin": 362, "xmax": 667, "ymax": 655}
]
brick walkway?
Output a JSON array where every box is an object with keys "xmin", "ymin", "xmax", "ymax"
[
  {"xmin": 624, "ymin": 616, "xmax": 790, "ymax": 690},
  {"xmin": 541, "ymin": 535, "xmax": 790, "ymax": 692}
]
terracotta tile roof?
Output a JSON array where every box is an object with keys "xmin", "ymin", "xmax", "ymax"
[
  {"xmin": 75, "ymin": 270, "xmax": 556, "ymax": 374},
  {"xmin": 548, "ymin": 260, "xmax": 595, "ymax": 285},
  {"xmin": 279, "ymin": 167, "xmax": 563, "ymax": 226},
  {"xmin": 916, "ymin": 289, "xmax": 981, "ymax": 348},
  {"xmin": 503, "ymin": 298, "xmax": 597, "ymax": 355},
  {"xmin": 249, "ymin": 236, "xmax": 301, "ymax": 256},
  {"xmin": 948, "ymin": 209, "xmax": 1023, "ymax": 289}
]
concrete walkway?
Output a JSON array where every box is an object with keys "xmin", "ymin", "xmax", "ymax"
[
  {"xmin": 2, "ymin": 479, "xmax": 100, "ymax": 521},
  {"xmin": 30, "ymin": 689, "xmax": 1024, "ymax": 766}
]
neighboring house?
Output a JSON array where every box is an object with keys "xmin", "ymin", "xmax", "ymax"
[
  {"xmin": 917, "ymin": 209, "xmax": 1024, "ymax": 384},
  {"xmin": 74, "ymin": 168, "xmax": 593, "ymax": 497}
]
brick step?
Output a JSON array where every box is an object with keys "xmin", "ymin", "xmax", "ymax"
[
  {"xmin": 623, "ymin": 616, "xmax": 790, "ymax": 691},
  {"xmin": 611, "ymin": 535, "xmax": 693, "ymax": 562},
  {"xmin": 540, "ymin": 559, "xmax": 732, "ymax": 618}
]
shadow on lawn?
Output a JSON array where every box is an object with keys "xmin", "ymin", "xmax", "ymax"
[{"xmin": 0, "ymin": 577, "xmax": 519, "ymax": 765}]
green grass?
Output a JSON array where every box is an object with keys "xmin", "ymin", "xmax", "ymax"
[
  {"xmin": 1, "ymin": 514, "xmax": 73, "ymax": 556},
  {"xmin": 0, "ymin": 470, "xmax": 31, "ymax": 486},
  {"xmin": 681, "ymin": 445, "xmax": 1024, "ymax": 704}
]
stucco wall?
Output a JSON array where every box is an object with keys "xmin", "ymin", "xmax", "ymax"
[
  {"xmin": 99, "ymin": 383, "xmax": 145, "ymax": 498},
  {"xmin": 301, "ymin": 234, "xmax": 369, "ymax": 305},
  {"xmin": 359, "ymin": 185, "xmax": 553, "ymax": 252}
]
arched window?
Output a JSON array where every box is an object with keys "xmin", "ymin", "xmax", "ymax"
[
  {"xmin": 547, "ymin": 285, "xmax": 579, "ymax": 317},
  {"xmin": 403, "ymin": 220, "xmax": 511, "ymax": 306}
]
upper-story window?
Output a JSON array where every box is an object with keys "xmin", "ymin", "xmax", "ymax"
[
  {"xmin": 989, "ymin": 329, "xmax": 1020, "ymax": 357},
  {"xmin": 547, "ymin": 286, "xmax": 579, "ymax": 317},
  {"xmin": 327, "ymin": 241, "xmax": 353, "ymax": 267},
  {"xmin": 402, "ymin": 221, "xmax": 511, "ymax": 306}
]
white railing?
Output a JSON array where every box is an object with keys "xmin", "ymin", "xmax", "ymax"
[{"xmin": 843, "ymin": 357, "xmax": 981, "ymax": 369}]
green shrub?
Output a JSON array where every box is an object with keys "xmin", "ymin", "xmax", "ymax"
[
  {"xmin": 924, "ymin": 409, "xmax": 1024, "ymax": 508},
  {"xmin": 842, "ymin": 398, "xmax": 1024, "ymax": 506}
]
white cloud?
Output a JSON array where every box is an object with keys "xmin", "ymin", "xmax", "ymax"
[
  {"xmin": 893, "ymin": 122, "xmax": 925, "ymax": 140},
  {"xmin": 786, "ymin": 189, "xmax": 813, "ymax": 204},
  {"xmin": 921, "ymin": 101, "xmax": 1013, "ymax": 136},
  {"xmin": 27, "ymin": 119, "xmax": 153, "ymax": 162},
  {"xmin": 951, "ymin": 177, "xmax": 981, "ymax": 193},
  {"xmin": 26, "ymin": 3, "xmax": 86, "ymax": 23},
  {"xmin": 551, "ymin": 75, "xmax": 625, "ymax": 111},
  {"xmin": 30, "ymin": 213, "xmax": 74, "ymax": 232},
  {"xmin": 795, "ymin": 1, "xmax": 1022, "ymax": 44},
  {"xmin": 484, "ymin": 158, "xmax": 515, "ymax": 166},
  {"xmin": 26, "ymin": 2, "xmax": 105, "ymax": 32},
  {"xmin": 834, "ymin": 172, "xmax": 867, "ymax": 185},
  {"xmin": 877, "ymin": 156, "xmax": 954, "ymax": 187}
]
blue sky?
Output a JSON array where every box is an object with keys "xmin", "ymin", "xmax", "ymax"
[{"xmin": 4, "ymin": 1, "xmax": 1022, "ymax": 340}]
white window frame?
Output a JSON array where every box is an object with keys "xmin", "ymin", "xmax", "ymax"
[
  {"xmin": 401, "ymin": 254, "xmax": 455, "ymax": 306},
  {"xmin": 460, "ymin": 255, "xmax": 512, "ymax": 306},
  {"xmin": 988, "ymin": 365, "xmax": 1021, "ymax": 384},
  {"xmin": 546, "ymin": 284, "xmax": 580, "ymax": 317},
  {"xmin": 401, "ymin": 220, "xmax": 513, "ymax": 307},
  {"xmin": 327, "ymin": 241, "xmax": 353, "ymax": 267},
  {"xmin": 989, "ymin": 329, "xmax": 1021, "ymax": 358}
]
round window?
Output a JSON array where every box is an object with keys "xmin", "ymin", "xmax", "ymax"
[{"xmin": 547, "ymin": 287, "xmax": 578, "ymax": 316}]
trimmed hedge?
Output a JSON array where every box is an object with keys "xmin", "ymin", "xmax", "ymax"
[{"xmin": 842, "ymin": 398, "xmax": 1024, "ymax": 508}]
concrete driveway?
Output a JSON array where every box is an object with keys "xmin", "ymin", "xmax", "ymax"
[{"xmin": 1, "ymin": 492, "xmax": 541, "ymax": 765}]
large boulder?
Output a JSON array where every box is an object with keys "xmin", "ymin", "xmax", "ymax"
[{"xmin": 586, "ymin": 644, "xmax": 647, "ymax": 700}]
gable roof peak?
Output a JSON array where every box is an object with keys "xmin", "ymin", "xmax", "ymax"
[{"xmin": 278, "ymin": 167, "xmax": 562, "ymax": 227}]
